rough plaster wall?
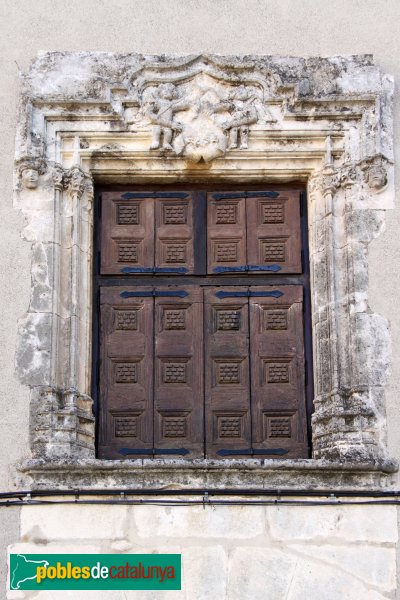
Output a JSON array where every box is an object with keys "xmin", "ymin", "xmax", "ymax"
[{"xmin": 1, "ymin": 1, "xmax": 400, "ymax": 599}]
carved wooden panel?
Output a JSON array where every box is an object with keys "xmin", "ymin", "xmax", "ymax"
[
  {"xmin": 101, "ymin": 192, "xmax": 154, "ymax": 274},
  {"xmin": 207, "ymin": 193, "xmax": 247, "ymax": 273},
  {"xmin": 246, "ymin": 191, "xmax": 302, "ymax": 273},
  {"xmin": 101, "ymin": 192, "xmax": 194, "ymax": 274},
  {"xmin": 155, "ymin": 195, "xmax": 194, "ymax": 273},
  {"xmin": 204, "ymin": 287, "xmax": 251, "ymax": 457},
  {"xmin": 207, "ymin": 190, "xmax": 301, "ymax": 274},
  {"xmin": 99, "ymin": 287, "xmax": 154, "ymax": 458},
  {"xmin": 154, "ymin": 286, "xmax": 203, "ymax": 456},
  {"xmin": 249, "ymin": 285, "xmax": 308, "ymax": 457}
]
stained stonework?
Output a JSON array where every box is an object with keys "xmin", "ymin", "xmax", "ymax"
[{"xmin": 13, "ymin": 52, "xmax": 397, "ymax": 488}]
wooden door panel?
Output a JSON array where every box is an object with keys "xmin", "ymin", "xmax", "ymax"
[
  {"xmin": 101, "ymin": 192, "xmax": 155, "ymax": 274},
  {"xmin": 99, "ymin": 286, "xmax": 154, "ymax": 458},
  {"xmin": 154, "ymin": 286, "xmax": 204, "ymax": 457},
  {"xmin": 207, "ymin": 192, "xmax": 247, "ymax": 273},
  {"xmin": 97, "ymin": 187, "xmax": 309, "ymax": 460},
  {"xmin": 155, "ymin": 194, "xmax": 194, "ymax": 274},
  {"xmin": 204, "ymin": 287, "xmax": 251, "ymax": 458},
  {"xmin": 249, "ymin": 285, "xmax": 308, "ymax": 457},
  {"xmin": 246, "ymin": 190, "xmax": 302, "ymax": 274}
]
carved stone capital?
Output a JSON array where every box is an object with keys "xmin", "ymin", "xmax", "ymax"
[
  {"xmin": 64, "ymin": 166, "xmax": 88, "ymax": 198},
  {"xmin": 309, "ymin": 166, "xmax": 341, "ymax": 197},
  {"xmin": 361, "ymin": 153, "xmax": 390, "ymax": 191},
  {"xmin": 17, "ymin": 156, "xmax": 46, "ymax": 189},
  {"xmin": 51, "ymin": 163, "xmax": 66, "ymax": 191},
  {"xmin": 31, "ymin": 386, "xmax": 95, "ymax": 459},
  {"xmin": 310, "ymin": 162, "xmax": 359, "ymax": 197}
]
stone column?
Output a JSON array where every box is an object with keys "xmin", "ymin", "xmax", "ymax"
[
  {"xmin": 309, "ymin": 160, "xmax": 392, "ymax": 465},
  {"xmin": 30, "ymin": 163, "xmax": 95, "ymax": 460}
]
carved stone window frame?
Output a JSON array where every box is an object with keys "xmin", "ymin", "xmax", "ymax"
[{"xmin": 15, "ymin": 53, "xmax": 397, "ymax": 490}]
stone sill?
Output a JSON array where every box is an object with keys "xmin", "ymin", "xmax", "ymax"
[{"xmin": 18, "ymin": 457, "xmax": 398, "ymax": 492}]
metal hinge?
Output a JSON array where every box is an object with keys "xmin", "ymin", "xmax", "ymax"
[
  {"xmin": 213, "ymin": 264, "xmax": 281, "ymax": 274},
  {"xmin": 118, "ymin": 448, "xmax": 190, "ymax": 456},
  {"xmin": 120, "ymin": 290, "xmax": 188, "ymax": 298},
  {"xmin": 215, "ymin": 290, "xmax": 283, "ymax": 299},
  {"xmin": 120, "ymin": 267, "xmax": 188, "ymax": 274},
  {"xmin": 217, "ymin": 448, "xmax": 289, "ymax": 457}
]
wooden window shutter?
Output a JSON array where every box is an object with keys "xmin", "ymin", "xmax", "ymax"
[
  {"xmin": 204, "ymin": 287, "xmax": 252, "ymax": 458},
  {"xmin": 246, "ymin": 191, "xmax": 302, "ymax": 274},
  {"xmin": 99, "ymin": 286, "xmax": 154, "ymax": 458},
  {"xmin": 249, "ymin": 285, "xmax": 308, "ymax": 457},
  {"xmin": 97, "ymin": 186, "xmax": 310, "ymax": 460},
  {"xmin": 101, "ymin": 192, "xmax": 155, "ymax": 274},
  {"xmin": 207, "ymin": 192, "xmax": 247, "ymax": 274},
  {"xmin": 99, "ymin": 286, "xmax": 204, "ymax": 458},
  {"xmin": 100, "ymin": 192, "xmax": 195, "ymax": 274},
  {"xmin": 154, "ymin": 286, "xmax": 204, "ymax": 456},
  {"xmin": 206, "ymin": 190, "xmax": 301, "ymax": 274}
]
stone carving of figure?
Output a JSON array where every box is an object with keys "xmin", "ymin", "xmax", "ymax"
[
  {"xmin": 145, "ymin": 83, "xmax": 189, "ymax": 151},
  {"xmin": 21, "ymin": 167, "xmax": 39, "ymax": 189},
  {"xmin": 18, "ymin": 158, "xmax": 45, "ymax": 189},
  {"xmin": 222, "ymin": 85, "xmax": 258, "ymax": 150}
]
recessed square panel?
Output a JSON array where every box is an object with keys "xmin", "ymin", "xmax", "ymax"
[
  {"xmin": 263, "ymin": 308, "xmax": 288, "ymax": 330},
  {"xmin": 163, "ymin": 308, "xmax": 186, "ymax": 330},
  {"xmin": 216, "ymin": 309, "xmax": 241, "ymax": 331},
  {"xmin": 162, "ymin": 241, "xmax": 187, "ymax": 263},
  {"xmin": 261, "ymin": 239, "xmax": 286, "ymax": 262},
  {"xmin": 213, "ymin": 240, "xmax": 239, "ymax": 262},
  {"xmin": 115, "ymin": 309, "xmax": 138, "ymax": 330},
  {"xmin": 215, "ymin": 203, "xmax": 238, "ymax": 224},
  {"xmin": 261, "ymin": 201, "xmax": 285, "ymax": 224},
  {"xmin": 217, "ymin": 362, "xmax": 241, "ymax": 384},
  {"xmin": 218, "ymin": 416, "xmax": 241, "ymax": 438},
  {"xmin": 264, "ymin": 361, "xmax": 290, "ymax": 384},
  {"xmin": 263, "ymin": 413, "xmax": 293, "ymax": 439},
  {"xmin": 163, "ymin": 361, "xmax": 187, "ymax": 384},
  {"xmin": 115, "ymin": 362, "xmax": 138, "ymax": 383},
  {"xmin": 163, "ymin": 203, "xmax": 188, "ymax": 224},
  {"xmin": 115, "ymin": 416, "xmax": 138, "ymax": 437},
  {"xmin": 163, "ymin": 416, "xmax": 187, "ymax": 438},
  {"xmin": 117, "ymin": 203, "xmax": 140, "ymax": 225},
  {"xmin": 117, "ymin": 241, "xmax": 139, "ymax": 263}
]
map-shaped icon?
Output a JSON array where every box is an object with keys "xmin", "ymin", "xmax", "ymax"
[{"xmin": 10, "ymin": 554, "xmax": 49, "ymax": 590}]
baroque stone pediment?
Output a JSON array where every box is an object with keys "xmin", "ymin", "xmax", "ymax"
[{"xmin": 18, "ymin": 52, "xmax": 393, "ymax": 173}]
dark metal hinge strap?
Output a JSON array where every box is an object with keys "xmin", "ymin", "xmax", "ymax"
[
  {"xmin": 118, "ymin": 448, "xmax": 190, "ymax": 456},
  {"xmin": 217, "ymin": 448, "xmax": 289, "ymax": 456},
  {"xmin": 215, "ymin": 290, "xmax": 283, "ymax": 299}
]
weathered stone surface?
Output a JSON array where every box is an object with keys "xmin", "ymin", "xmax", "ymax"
[
  {"xmin": 20, "ymin": 505, "xmax": 128, "ymax": 541},
  {"xmin": 227, "ymin": 547, "xmax": 297, "ymax": 600},
  {"xmin": 267, "ymin": 505, "xmax": 398, "ymax": 543},
  {"xmin": 182, "ymin": 546, "xmax": 227, "ymax": 600},
  {"xmin": 285, "ymin": 558, "xmax": 390, "ymax": 600},
  {"xmin": 288, "ymin": 544, "xmax": 396, "ymax": 591},
  {"xmin": 132, "ymin": 505, "xmax": 265, "ymax": 539},
  {"xmin": 17, "ymin": 457, "xmax": 398, "ymax": 491}
]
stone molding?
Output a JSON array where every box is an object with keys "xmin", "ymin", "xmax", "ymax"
[{"xmin": 13, "ymin": 53, "xmax": 396, "ymax": 486}]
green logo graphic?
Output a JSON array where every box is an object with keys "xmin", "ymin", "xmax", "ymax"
[{"xmin": 10, "ymin": 554, "xmax": 181, "ymax": 590}]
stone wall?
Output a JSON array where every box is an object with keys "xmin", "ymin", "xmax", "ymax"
[
  {"xmin": 8, "ymin": 503, "xmax": 398, "ymax": 599},
  {"xmin": 2, "ymin": 2, "xmax": 400, "ymax": 599}
]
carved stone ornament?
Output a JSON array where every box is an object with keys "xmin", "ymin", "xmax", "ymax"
[
  {"xmin": 141, "ymin": 81, "xmax": 264, "ymax": 161},
  {"xmin": 361, "ymin": 153, "xmax": 390, "ymax": 191},
  {"xmin": 17, "ymin": 157, "xmax": 46, "ymax": 189},
  {"xmin": 12, "ymin": 53, "xmax": 398, "ymax": 489}
]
